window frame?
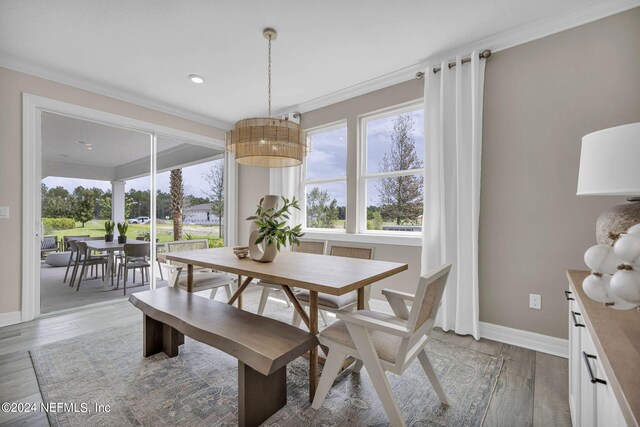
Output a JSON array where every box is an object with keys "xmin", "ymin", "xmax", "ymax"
[
  {"xmin": 301, "ymin": 120, "xmax": 348, "ymax": 232},
  {"xmin": 358, "ymin": 101, "xmax": 425, "ymax": 236}
]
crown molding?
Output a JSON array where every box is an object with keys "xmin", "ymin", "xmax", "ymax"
[
  {"xmin": 0, "ymin": 53, "xmax": 233, "ymax": 130},
  {"xmin": 281, "ymin": 0, "xmax": 640, "ymax": 117}
]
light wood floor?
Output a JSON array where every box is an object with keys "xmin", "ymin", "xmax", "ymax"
[{"xmin": 0, "ymin": 291, "xmax": 571, "ymax": 427}]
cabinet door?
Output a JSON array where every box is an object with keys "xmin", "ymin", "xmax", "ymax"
[
  {"xmin": 580, "ymin": 327, "xmax": 597, "ymax": 427},
  {"xmin": 568, "ymin": 296, "xmax": 583, "ymax": 426},
  {"xmin": 593, "ymin": 356, "xmax": 627, "ymax": 427}
]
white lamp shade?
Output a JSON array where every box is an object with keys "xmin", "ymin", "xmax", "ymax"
[{"xmin": 577, "ymin": 122, "xmax": 640, "ymax": 196}]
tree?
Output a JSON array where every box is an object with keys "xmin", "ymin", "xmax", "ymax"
[
  {"xmin": 99, "ymin": 197, "xmax": 112, "ymax": 219},
  {"xmin": 42, "ymin": 186, "xmax": 74, "ymax": 218},
  {"xmin": 203, "ymin": 160, "xmax": 225, "ymax": 239},
  {"xmin": 170, "ymin": 169, "xmax": 184, "ymax": 240},
  {"xmin": 376, "ymin": 114, "xmax": 424, "ymax": 225},
  {"xmin": 72, "ymin": 187, "xmax": 94, "ymax": 227},
  {"xmin": 306, "ymin": 187, "xmax": 339, "ymax": 228}
]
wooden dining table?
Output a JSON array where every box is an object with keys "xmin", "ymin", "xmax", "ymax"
[
  {"xmin": 85, "ymin": 239, "xmax": 149, "ymax": 289},
  {"xmin": 163, "ymin": 246, "xmax": 408, "ymax": 401}
]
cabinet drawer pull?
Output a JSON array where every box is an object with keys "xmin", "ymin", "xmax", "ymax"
[
  {"xmin": 571, "ymin": 311, "xmax": 585, "ymax": 328},
  {"xmin": 564, "ymin": 290, "xmax": 575, "ymax": 301},
  {"xmin": 582, "ymin": 351, "xmax": 607, "ymax": 385}
]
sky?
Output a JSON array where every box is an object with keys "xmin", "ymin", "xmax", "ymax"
[
  {"xmin": 42, "ymin": 159, "xmax": 222, "ymax": 197},
  {"xmin": 305, "ymin": 108, "xmax": 424, "ymax": 206}
]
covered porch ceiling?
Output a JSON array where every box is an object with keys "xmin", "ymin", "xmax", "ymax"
[{"xmin": 41, "ymin": 112, "xmax": 224, "ymax": 181}]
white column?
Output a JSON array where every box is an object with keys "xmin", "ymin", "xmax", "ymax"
[{"xmin": 111, "ymin": 180, "xmax": 126, "ymax": 224}]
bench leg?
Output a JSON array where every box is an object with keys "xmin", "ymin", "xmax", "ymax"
[
  {"xmin": 143, "ymin": 315, "xmax": 184, "ymax": 357},
  {"xmin": 238, "ymin": 361, "xmax": 286, "ymax": 427}
]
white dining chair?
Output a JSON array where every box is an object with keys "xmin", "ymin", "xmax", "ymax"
[
  {"xmin": 255, "ymin": 239, "xmax": 327, "ymax": 316},
  {"xmin": 292, "ymin": 244, "xmax": 375, "ymax": 328},
  {"xmin": 311, "ymin": 263, "xmax": 452, "ymax": 427}
]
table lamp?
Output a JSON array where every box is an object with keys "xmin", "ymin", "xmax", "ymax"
[{"xmin": 577, "ymin": 122, "xmax": 640, "ymax": 245}]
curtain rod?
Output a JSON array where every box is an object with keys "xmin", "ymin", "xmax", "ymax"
[{"xmin": 415, "ymin": 49, "xmax": 492, "ymax": 79}]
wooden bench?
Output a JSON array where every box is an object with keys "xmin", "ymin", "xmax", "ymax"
[{"xmin": 129, "ymin": 287, "xmax": 318, "ymax": 427}]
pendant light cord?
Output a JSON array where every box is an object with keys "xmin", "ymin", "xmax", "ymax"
[{"xmin": 267, "ymin": 33, "xmax": 272, "ymax": 118}]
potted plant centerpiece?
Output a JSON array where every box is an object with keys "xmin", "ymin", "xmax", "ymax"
[
  {"xmin": 104, "ymin": 220, "xmax": 115, "ymax": 242},
  {"xmin": 117, "ymin": 222, "xmax": 128, "ymax": 244},
  {"xmin": 248, "ymin": 196, "xmax": 304, "ymax": 262}
]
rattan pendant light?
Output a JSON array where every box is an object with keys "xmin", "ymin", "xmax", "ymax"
[{"xmin": 225, "ymin": 28, "xmax": 309, "ymax": 168}]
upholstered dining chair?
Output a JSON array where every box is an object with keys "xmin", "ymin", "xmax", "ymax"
[
  {"xmin": 255, "ymin": 239, "xmax": 327, "ymax": 316},
  {"xmin": 311, "ymin": 263, "xmax": 452, "ymax": 427},
  {"xmin": 159, "ymin": 239, "xmax": 235, "ymax": 300},
  {"xmin": 292, "ymin": 244, "xmax": 375, "ymax": 328}
]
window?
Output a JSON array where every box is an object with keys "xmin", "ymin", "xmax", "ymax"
[
  {"xmin": 303, "ymin": 123, "xmax": 347, "ymax": 230},
  {"xmin": 360, "ymin": 104, "xmax": 424, "ymax": 233}
]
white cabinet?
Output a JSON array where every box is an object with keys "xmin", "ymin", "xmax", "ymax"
[{"xmin": 567, "ymin": 289, "xmax": 627, "ymax": 427}]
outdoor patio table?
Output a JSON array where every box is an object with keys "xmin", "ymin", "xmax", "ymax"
[
  {"xmin": 85, "ymin": 240, "xmax": 149, "ymax": 290},
  {"xmin": 164, "ymin": 246, "xmax": 408, "ymax": 402}
]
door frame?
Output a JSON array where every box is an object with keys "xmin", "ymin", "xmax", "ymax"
[{"xmin": 22, "ymin": 93, "xmax": 234, "ymax": 322}]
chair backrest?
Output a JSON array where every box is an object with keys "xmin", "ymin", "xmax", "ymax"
[
  {"xmin": 328, "ymin": 244, "xmax": 375, "ymax": 260},
  {"xmin": 293, "ymin": 239, "xmax": 326, "ymax": 255},
  {"xmin": 41, "ymin": 236, "xmax": 57, "ymax": 250},
  {"xmin": 63, "ymin": 235, "xmax": 90, "ymax": 250},
  {"xmin": 166, "ymin": 239, "xmax": 209, "ymax": 269},
  {"xmin": 408, "ymin": 264, "xmax": 451, "ymax": 335},
  {"xmin": 124, "ymin": 243, "xmax": 150, "ymax": 258},
  {"xmin": 75, "ymin": 241, "xmax": 89, "ymax": 257}
]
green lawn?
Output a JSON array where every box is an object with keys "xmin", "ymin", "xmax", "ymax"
[{"xmin": 48, "ymin": 219, "xmax": 223, "ymax": 246}]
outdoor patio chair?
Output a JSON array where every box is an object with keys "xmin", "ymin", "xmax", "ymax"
[
  {"xmin": 292, "ymin": 244, "xmax": 375, "ymax": 328},
  {"xmin": 255, "ymin": 239, "xmax": 327, "ymax": 317},
  {"xmin": 74, "ymin": 241, "xmax": 108, "ymax": 292},
  {"xmin": 311, "ymin": 264, "xmax": 452, "ymax": 427},
  {"xmin": 63, "ymin": 235, "xmax": 90, "ymax": 251},
  {"xmin": 40, "ymin": 236, "xmax": 59, "ymax": 259},
  {"xmin": 116, "ymin": 243, "xmax": 151, "ymax": 295}
]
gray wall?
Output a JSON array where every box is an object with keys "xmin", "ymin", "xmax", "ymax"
[
  {"xmin": 480, "ymin": 7, "xmax": 640, "ymax": 338},
  {"xmin": 295, "ymin": 7, "xmax": 640, "ymax": 338}
]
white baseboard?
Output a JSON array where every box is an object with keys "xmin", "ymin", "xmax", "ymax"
[
  {"xmin": 479, "ymin": 322, "xmax": 568, "ymax": 358},
  {"xmin": 368, "ymin": 299, "xmax": 568, "ymax": 358},
  {"xmin": 0, "ymin": 311, "xmax": 22, "ymax": 328}
]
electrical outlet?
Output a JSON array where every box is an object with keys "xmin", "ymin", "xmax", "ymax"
[
  {"xmin": 0, "ymin": 207, "xmax": 9, "ymax": 219},
  {"xmin": 529, "ymin": 294, "xmax": 541, "ymax": 310}
]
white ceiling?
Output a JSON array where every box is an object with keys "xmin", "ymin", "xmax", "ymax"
[
  {"xmin": 41, "ymin": 112, "xmax": 223, "ymax": 180},
  {"xmin": 0, "ymin": 0, "xmax": 635, "ymax": 127}
]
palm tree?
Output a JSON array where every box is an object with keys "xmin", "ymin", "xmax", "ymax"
[{"xmin": 170, "ymin": 169, "xmax": 184, "ymax": 240}]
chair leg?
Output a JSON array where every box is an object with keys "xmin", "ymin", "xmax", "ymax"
[
  {"xmin": 63, "ymin": 254, "xmax": 73, "ymax": 283},
  {"xmin": 320, "ymin": 310, "xmax": 330, "ymax": 327},
  {"xmin": 157, "ymin": 259, "xmax": 164, "ymax": 280},
  {"xmin": 417, "ymin": 350, "xmax": 449, "ymax": 405},
  {"xmin": 291, "ymin": 308, "xmax": 302, "ymax": 327},
  {"xmin": 346, "ymin": 323, "xmax": 406, "ymax": 427},
  {"xmin": 257, "ymin": 287, "xmax": 270, "ymax": 315},
  {"xmin": 116, "ymin": 265, "xmax": 121, "ymax": 289},
  {"xmin": 70, "ymin": 256, "xmax": 81, "ymax": 287},
  {"xmin": 209, "ymin": 287, "xmax": 219, "ymax": 300},
  {"xmin": 280, "ymin": 289, "xmax": 292, "ymax": 307},
  {"xmin": 224, "ymin": 283, "xmax": 233, "ymax": 300},
  {"xmin": 124, "ymin": 268, "xmax": 128, "ymax": 295},
  {"xmin": 352, "ymin": 360, "xmax": 364, "ymax": 373},
  {"xmin": 311, "ymin": 348, "xmax": 347, "ymax": 410},
  {"xmin": 76, "ymin": 263, "xmax": 86, "ymax": 291}
]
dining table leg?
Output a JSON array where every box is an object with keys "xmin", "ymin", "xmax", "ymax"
[
  {"xmin": 104, "ymin": 250, "xmax": 115, "ymax": 290},
  {"xmin": 187, "ymin": 264, "xmax": 193, "ymax": 293},
  {"xmin": 236, "ymin": 275, "xmax": 243, "ymax": 309},
  {"xmin": 227, "ymin": 276, "xmax": 253, "ymax": 307},
  {"xmin": 309, "ymin": 290, "xmax": 318, "ymax": 402},
  {"xmin": 357, "ymin": 287, "xmax": 365, "ymax": 310}
]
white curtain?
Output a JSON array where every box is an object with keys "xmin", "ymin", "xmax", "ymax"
[
  {"xmin": 269, "ymin": 166, "xmax": 302, "ymax": 227},
  {"xmin": 422, "ymin": 52, "xmax": 485, "ymax": 339}
]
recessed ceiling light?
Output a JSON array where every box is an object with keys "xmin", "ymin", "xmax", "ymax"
[{"xmin": 188, "ymin": 74, "xmax": 205, "ymax": 84}]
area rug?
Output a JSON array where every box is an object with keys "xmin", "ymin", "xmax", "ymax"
[{"xmin": 30, "ymin": 323, "xmax": 502, "ymax": 426}]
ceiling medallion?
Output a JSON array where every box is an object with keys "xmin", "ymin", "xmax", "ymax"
[{"xmin": 225, "ymin": 28, "xmax": 309, "ymax": 168}]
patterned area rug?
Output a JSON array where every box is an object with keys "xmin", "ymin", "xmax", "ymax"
[{"xmin": 30, "ymin": 322, "xmax": 502, "ymax": 426}]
